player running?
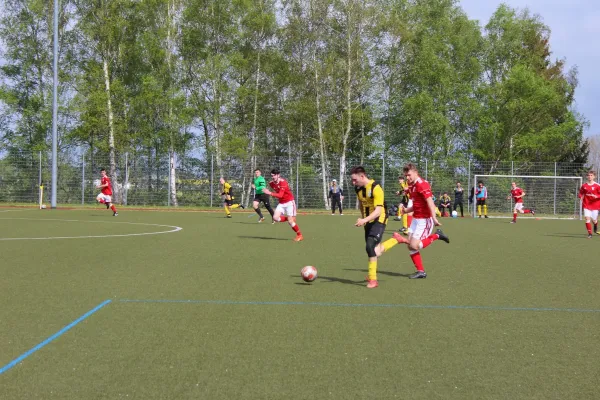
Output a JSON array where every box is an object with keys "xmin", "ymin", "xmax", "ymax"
[
  {"xmin": 395, "ymin": 176, "xmax": 411, "ymax": 234},
  {"xmin": 251, "ymin": 169, "xmax": 274, "ymax": 222},
  {"xmin": 578, "ymin": 170, "xmax": 600, "ymax": 238},
  {"xmin": 263, "ymin": 168, "xmax": 303, "ymax": 242},
  {"xmin": 391, "ymin": 163, "xmax": 449, "ymax": 279},
  {"xmin": 96, "ymin": 168, "xmax": 118, "ymax": 216},
  {"xmin": 220, "ymin": 178, "xmax": 244, "ymax": 218},
  {"xmin": 507, "ymin": 182, "xmax": 535, "ymax": 223},
  {"xmin": 351, "ymin": 166, "xmax": 405, "ymax": 288}
]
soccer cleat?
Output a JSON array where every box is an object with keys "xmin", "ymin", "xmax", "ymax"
[
  {"xmin": 484, "ymin": 215, "xmax": 489, "ymax": 218},
  {"xmin": 366, "ymin": 280, "xmax": 379, "ymax": 289},
  {"xmin": 392, "ymin": 231, "xmax": 409, "ymax": 244},
  {"xmin": 240, "ymin": 205, "xmax": 245, "ymax": 209},
  {"xmin": 393, "ymin": 216, "xmax": 402, "ymax": 221},
  {"xmin": 478, "ymin": 215, "xmax": 482, "ymax": 218},
  {"xmin": 596, "ymin": 231, "xmax": 600, "ymax": 235},
  {"xmin": 113, "ymin": 212, "xmax": 118, "ymax": 217},
  {"xmin": 258, "ymin": 217, "xmax": 265, "ymax": 223},
  {"xmin": 530, "ymin": 209, "xmax": 536, "ymax": 216},
  {"xmin": 226, "ymin": 215, "xmax": 232, "ymax": 218},
  {"xmin": 588, "ymin": 233, "xmax": 593, "ymax": 239},
  {"xmin": 271, "ymin": 220, "xmax": 276, "ymax": 224},
  {"xmin": 293, "ymin": 234, "xmax": 304, "ymax": 242},
  {"xmin": 409, "ymin": 271, "xmax": 427, "ymax": 279},
  {"xmin": 435, "ymin": 229, "xmax": 449, "ymax": 244},
  {"xmin": 106, "ymin": 203, "xmax": 110, "ymax": 209},
  {"xmin": 510, "ymin": 220, "xmax": 516, "ymax": 224},
  {"xmin": 340, "ymin": 213, "xmax": 344, "ymax": 215}
]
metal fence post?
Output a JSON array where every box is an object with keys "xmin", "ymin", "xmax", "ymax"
[
  {"xmin": 124, "ymin": 152, "xmax": 129, "ymax": 206},
  {"xmin": 553, "ymin": 162, "xmax": 557, "ymax": 215},
  {"xmin": 467, "ymin": 159, "xmax": 471, "ymax": 215},
  {"xmin": 167, "ymin": 153, "xmax": 171, "ymax": 207},
  {"xmin": 381, "ymin": 152, "xmax": 385, "ymax": 187},
  {"xmin": 81, "ymin": 153, "xmax": 85, "ymax": 205},
  {"xmin": 39, "ymin": 151, "xmax": 42, "ymax": 188},
  {"xmin": 210, "ymin": 154, "xmax": 214, "ymax": 208},
  {"xmin": 296, "ymin": 156, "xmax": 300, "ymax": 208},
  {"xmin": 425, "ymin": 159, "xmax": 428, "ymax": 181}
]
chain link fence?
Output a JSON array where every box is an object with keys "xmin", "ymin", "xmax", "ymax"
[{"xmin": 0, "ymin": 150, "xmax": 593, "ymax": 215}]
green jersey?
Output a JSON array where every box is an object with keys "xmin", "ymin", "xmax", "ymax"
[{"xmin": 253, "ymin": 175, "xmax": 267, "ymax": 195}]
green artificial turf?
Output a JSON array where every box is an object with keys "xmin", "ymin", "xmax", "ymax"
[{"xmin": 1, "ymin": 208, "xmax": 599, "ymax": 399}]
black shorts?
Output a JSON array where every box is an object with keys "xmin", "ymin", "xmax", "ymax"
[
  {"xmin": 476, "ymin": 199, "xmax": 486, "ymax": 206},
  {"xmin": 253, "ymin": 193, "xmax": 270, "ymax": 204},
  {"xmin": 364, "ymin": 221, "xmax": 386, "ymax": 244},
  {"xmin": 224, "ymin": 197, "xmax": 236, "ymax": 206}
]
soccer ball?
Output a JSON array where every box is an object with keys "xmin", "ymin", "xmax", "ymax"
[
  {"xmin": 301, "ymin": 266, "xmax": 318, "ymax": 282},
  {"xmin": 451, "ymin": 211, "xmax": 458, "ymax": 218}
]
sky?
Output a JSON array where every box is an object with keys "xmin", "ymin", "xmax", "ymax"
[{"xmin": 459, "ymin": 0, "xmax": 600, "ymax": 137}]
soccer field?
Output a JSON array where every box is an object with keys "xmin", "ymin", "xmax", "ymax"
[{"xmin": 1, "ymin": 208, "xmax": 599, "ymax": 399}]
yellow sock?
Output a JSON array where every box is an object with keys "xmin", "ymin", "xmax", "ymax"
[
  {"xmin": 230, "ymin": 204, "xmax": 240, "ymax": 209},
  {"xmin": 477, "ymin": 205, "xmax": 481, "ymax": 216},
  {"xmin": 402, "ymin": 214, "xmax": 408, "ymax": 229},
  {"xmin": 382, "ymin": 238, "xmax": 398, "ymax": 253},
  {"xmin": 224, "ymin": 205, "xmax": 230, "ymax": 215},
  {"xmin": 368, "ymin": 260, "xmax": 377, "ymax": 281},
  {"xmin": 484, "ymin": 205, "xmax": 488, "ymax": 216}
]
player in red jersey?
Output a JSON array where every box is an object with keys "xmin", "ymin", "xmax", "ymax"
[
  {"xmin": 391, "ymin": 163, "xmax": 449, "ymax": 279},
  {"xmin": 507, "ymin": 182, "xmax": 535, "ymax": 223},
  {"xmin": 578, "ymin": 170, "xmax": 600, "ymax": 238},
  {"xmin": 96, "ymin": 168, "xmax": 118, "ymax": 216},
  {"xmin": 262, "ymin": 168, "xmax": 303, "ymax": 242}
]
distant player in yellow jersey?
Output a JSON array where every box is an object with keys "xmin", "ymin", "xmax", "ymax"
[
  {"xmin": 351, "ymin": 166, "xmax": 408, "ymax": 289},
  {"xmin": 396, "ymin": 176, "xmax": 411, "ymax": 233},
  {"xmin": 220, "ymin": 177, "xmax": 245, "ymax": 217}
]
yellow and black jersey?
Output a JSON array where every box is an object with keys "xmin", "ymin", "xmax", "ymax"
[
  {"xmin": 356, "ymin": 179, "xmax": 387, "ymax": 224},
  {"xmin": 222, "ymin": 182, "xmax": 235, "ymax": 199},
  {"xmin": 400, "ymin": 181, "xmax": 410, "ymax": 204}
]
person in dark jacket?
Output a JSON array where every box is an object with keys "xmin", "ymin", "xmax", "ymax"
[
  {"xmin": 329, "ymin": 179, "xmax": 344, "ymax": 215},
  {"xmin": 454, "ymin": 182, "xmax": 465, "ymax": 217}
]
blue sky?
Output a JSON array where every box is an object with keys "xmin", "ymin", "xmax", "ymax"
[{"xmin": 459, "ymin": 0, "xmax": 600, "ymax": 137}]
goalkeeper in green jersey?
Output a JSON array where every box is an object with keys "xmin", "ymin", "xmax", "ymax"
[{"xmin": 252, "ymin": 169, "xmax": 274, "ymax": 222}]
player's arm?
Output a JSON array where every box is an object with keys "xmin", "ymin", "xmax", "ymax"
[
  {"xmin": 426, "ymin": 196, "xmax": 441, "ymax": 225},
  {"xmin": 356, "ymin": 186, "xmax": 384, "ymax": 226}
]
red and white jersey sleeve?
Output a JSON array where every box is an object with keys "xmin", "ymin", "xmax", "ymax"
[
  {"xmin": 511, "ymin": 188, "xmax": 524, "ymax": 203},
  {"xmin": 579, "ymin": 182, "xmax": 600, "ymax": 210},
  {"xmin": 269, "ymin": 178, "xmax": 295, "ymax": 203},
  {"xmin": 408, "ymin": 178, "xmax": 433, "ymax": 218},
  {"xmin": 101, "ymin": 176, "xmax": 113, "ymax": 196}
]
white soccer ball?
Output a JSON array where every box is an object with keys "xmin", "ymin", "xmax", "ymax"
[
  {"xmin": 451, "ymin": 210, "xmax": 458, "ymax": 218},
  {"xmin": 301, "ymin": 266, "xmax": 318, "ymax": 282}
]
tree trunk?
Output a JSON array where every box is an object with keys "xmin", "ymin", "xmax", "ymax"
[
  {"xmin": 313, "ymin": 49, "xmax": 329, "ymax": 209},
  {"xmin": 103, "ymin": 56, "xmax": 120, "ymax": 203}
]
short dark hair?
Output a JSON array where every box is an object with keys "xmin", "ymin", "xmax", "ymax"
[
  {"xmin": 587, "ymin": 170, "xmax": 596, "ymax": 175},
  {"xmin": 271, "ymin": 168, "xmax": 280, "ymax": 175},
  {"xmin": 402, "ymin": 163, "xmax": 418, "ymax": 174},
  {"xmin": 478, "ymin": 180, "xmax": 484, "ymax": 185},
  {"xmin": 398, "ymin": 176, "xmax": 404, "ymax": 179},
  {"xmin": 254, "ymin": 168, "xmax": 261, "ymax": 173},
  {"xmin": 100, "ymin": 168, "xmax": 106, "ymax": 172},
  {"xmin": 350, "ymin": 166, "xmax": 366, "ymax": 175}
]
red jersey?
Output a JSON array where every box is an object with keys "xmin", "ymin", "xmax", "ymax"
[
  {"xmin": 101, "ymin": 176, "xmax": 113, "ymax": 196},
  {"xmin": 511, "ymin": 187, "xmax": 524, "ymax": 203},
  {"xmin": 269, "ymin": 178, "xmax": 294, "ymax": 203},
  {"xmin": 579, "ymin": 182, "xmax": 600, "ymax": 210},
  {"xmin": 408, "ymin": 177, "xmax": 433, "ymax": 218}
]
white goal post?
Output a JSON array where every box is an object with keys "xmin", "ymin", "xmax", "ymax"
[{"xmin": 472, "ymin": 174, "xmax": 583, "ymax": 220}]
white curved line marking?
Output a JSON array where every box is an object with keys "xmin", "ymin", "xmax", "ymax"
[{"xmin": 0, "ymin": 217, "xmax": 182, "ymax": 240}]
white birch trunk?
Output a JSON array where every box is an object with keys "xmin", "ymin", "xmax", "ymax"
[
  {"xmin": 167, "ymin": 0, "xmax": 178, "ymax": 206},
  {"xmin": 313, "ymin": 50, "xmax": 329, "ymax": 210},
  {"xmin": 103, "ymin": 56, "xmax": 120, "ymax": 203}
]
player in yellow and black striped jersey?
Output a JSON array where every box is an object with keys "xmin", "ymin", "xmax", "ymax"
[
  {"xmin": 351, "ymin": 166, "xmax": 407, "ymax": 288},
  {"xmin": 396, "ymin": 176, "xmax": 410, "ymax": 232},
  {"xmin": 219, "ymin": 177, "xmax": 245, "ymax": 217}
]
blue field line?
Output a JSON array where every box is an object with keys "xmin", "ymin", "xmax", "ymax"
[
  {"xmin": 118, "ymin": 298, "xmax": 600, "ymax": 313},
  {"xmin": 0, "ymin": 299, "xmax": 112, "ymax": 375}
]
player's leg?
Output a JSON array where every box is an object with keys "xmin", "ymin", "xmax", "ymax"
[
  {"xmin": 584, "ymin": 209, "xmax": 593, "ymax": 237},
  {"xmin": 272, "ymin": 203, "xmax": 286, "ymax": 222},
  {"xmin": 483, "ymin": 200, "xmax": 488, "ymax": 217},
  {"xmin": 365, "ymin": 223, "xmax": 384, "ymax": 288},
  {"xmin": 224, "ymin": 200, "xmax": 231, "ymax": 217},
  {"xmin": 109, "ymin": 202, "xmax": 118, "ymax": 216},
  {"xmin": 459, "ymin": 201, "xmax": 464, "ymax": 217},
  {"xmin": 407, "ymin": 218, "xmax": 449, "ymax": 279},
  {"xmin": 593, "ymin": 210, "xmax": 599, "ymax": 234},
  {"xmin": 477, "ymin": 200, "xmax": 482, "ymax": 217},
  {"xmin": 285, "ymin": 202, "xmax": 302, "ymax": 241},
  {"xmin": 512, "ymin": 203, "xmax": 521, "ymax": 223},
  {"xmin": 262, "ymin": 195, "xmax": 275, "ymax": 218},
  {"xmin": 253, "ymin": 199, "xmax": 264, "ymax": 221}
]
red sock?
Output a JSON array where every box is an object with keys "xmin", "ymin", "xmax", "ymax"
[
  {"xmin": 407, "ymin": 215, "xmax": 413, "ymax": 227},
  {"xmin": 111, "ymin": 205, "xmax": 117, "ymax": 212},
  {"xmin": 279, "ymin": 216, "xmax": 288, "ymax": 222},
  {"xmin": 292, "ymin": 224, "xmax": 300, "ymax": 234},
  {"xmin": 586, "ymin": 222, "xmax": 592, "ymax": 234},
  {"xmin": 513, "ymin": 212, "xmax": 517, "ymax": 221},
  {"xmin": 410, "ymin": 252, "xmax": 424, "ymax": 272},
  {"xmin": 420, "ymin": 233, "xmax": 439, "ymax": 249}
]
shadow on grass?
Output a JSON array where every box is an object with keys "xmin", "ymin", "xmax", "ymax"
[
  {"xmin": 544, "ymin": 233, "xmax": 590, "ymax": 239},
  {"xmin": 237, "ymin": 235, "xmax": 289, "ymax": 241},
  {"xmin": 344, "ymin": 268, "xmax": 413, "ymax": 278},
  {"xmin": 291, "ymin": 274, "xmax": 365, "ymax": 286}
]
